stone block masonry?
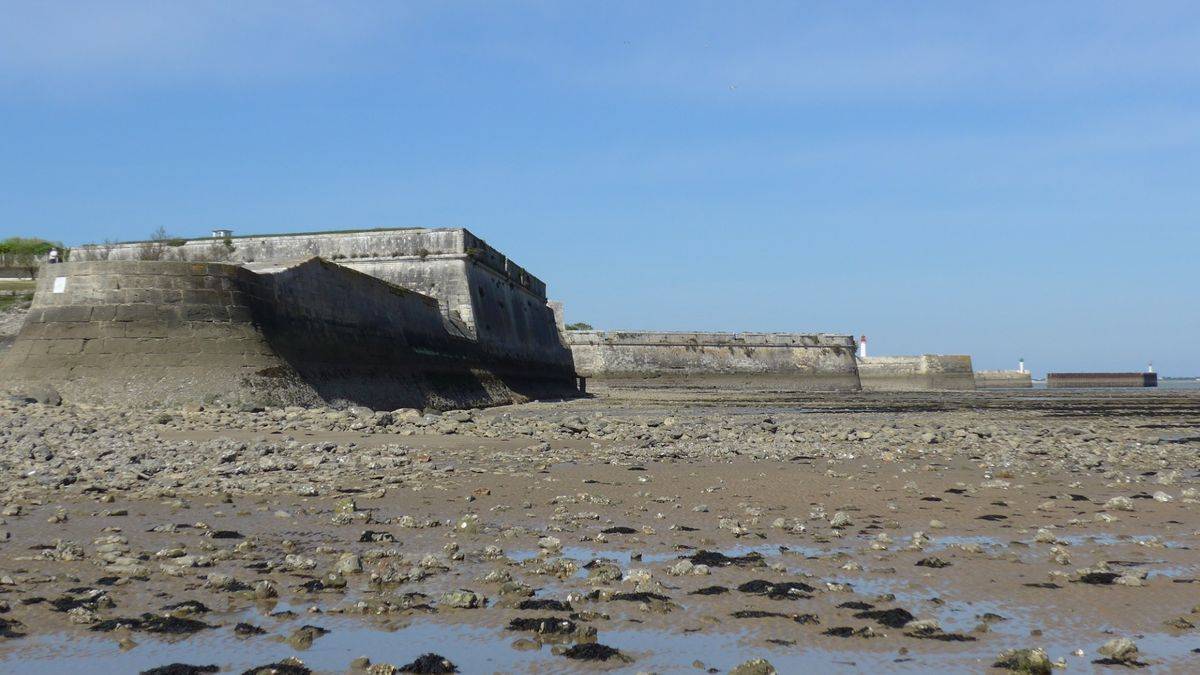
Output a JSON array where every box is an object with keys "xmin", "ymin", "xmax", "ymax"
[
  {"xmin": 80, "ymin": 227, "xmax": 564, "ymax": 369},
  {"xmin": 562, "ymin": 331, "xmax": 862, "ymax": 391},
  {"xmin": 0, "ymin": 259, "xmax": 577, "ymax": 409},
  {"xmin": 975, "ymin": 370, "xmax": 1033, "ymax": 389},
  {"xmin": 857, "ymin": 355, "xmax": 976, "ymax": 391}
]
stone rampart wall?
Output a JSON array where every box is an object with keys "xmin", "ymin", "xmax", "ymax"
[
  {"xmin": 974, "ymin": 370, "xmax": 1033, "ymax": 388},
  {"xmin": 80, "ymin": 228, "xmax": 559, "ymax": 362},
  {"xmin": 0, "ymin": 260, "xmax": 577, "ymax": 409},
  {"xmin": 2, "ymin": 261, "xmax": 294, "ymax": 406},
  {"xmin": 245, "ymin": 259, "xmax": 573, "ymax": 409},
  {"xmin": 857, "ymin": 355, "xmax": 976, "ymax": 391},
  {"xmin": 87, "ymin": 227, "xmax": 548, "ymax": 301},
  {"xmin": 562, "ymin": 331, "xmax": 861, "ymax": 391},
  {"xmin": 467, "ymin": 264, "xmax": 574, "ymax": 368},
  {"xmin": 282, "ymin": 257, "xmax": 569, "ymax": 367}
]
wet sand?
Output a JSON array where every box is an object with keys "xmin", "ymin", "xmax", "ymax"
[{"xmin": 1, "ymin": 387, "xmax": 1198, "ymax": 673}]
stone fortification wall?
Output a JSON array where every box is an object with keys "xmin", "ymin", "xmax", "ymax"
[
  {"xmin": 1, "ymin": 261, "xmax": 291, "ymax": 406},
  {"xmin": 0, "ymin": 260, "xmax": 577, "ymax": 409},
  {"xmin": 563, "ymin": 331, "xmax": 861, "ymax": 391},
  {"xmin": 90, "ymin": 227, "xmax": 547, "ymax": 300},
  {"xmin": 260, "ymin": 256, "xmax": 563, "ymax": 367},
  {"xmin": 465, "ymin": 261, "xmax": 570, "ymax": 369},
  {"xmin": 96, "ymin": 227, "xmax": 458, "ymax": 265},
  {"xmin": 82, "ymin": 227, "xmax": 563, "ymax": 367},
  {"xmin": 1047, "ymin": 372, "xmax": 1157, "ymax": 388},
  {"xmin": 857, "ymin": 355, "xmax": 976, "ymax": 391},
  {"xmin": 246, "ymin": 258, "xmax": 574, "ymax": 408},
  {"xmin": 975, "ymin": 370, "xmax": 1033, "ymax": 388}
]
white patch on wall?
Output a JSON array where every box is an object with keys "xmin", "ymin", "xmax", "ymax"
[{"xmin": 52, "ymin": 277, "xmax": 67, "ymax": 293}]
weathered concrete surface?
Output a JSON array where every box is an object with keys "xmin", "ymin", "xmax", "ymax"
[
  {"xmin": 1, "ymin": 261, "xmax": 283, "ymax": 407},
  {"xmin": 974, "ymin": 370, "xmax": 1033, "ymax": 388},
  {"xmin": 79, "ymin": 228, "xmax": 564, "ymax": 368},
  {"xmin": 0, "ymin": 260, "xmax": 577, "ymax": 409},
  {"xmin": 563, "ymin": 331, "xmax": 861, "ymax": 391},
  {"xmin": 1047, "ymin": 372, "xmax": 1158, "ymax": 388},
  {"xmin": 857, "ymin": 355, "xmax": 975, "ymax": 391}
]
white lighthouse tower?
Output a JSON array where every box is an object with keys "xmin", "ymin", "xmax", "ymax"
[
  {"xmin": 858, "ymin": 335, "xmax": 868, "ymax": 359},
  {"xmin": 1018, "ymin": 358, "xmax": 1026, "ymax": 374}
]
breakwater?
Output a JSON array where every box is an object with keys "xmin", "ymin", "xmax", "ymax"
[{"xmin": 1047, "ymin": 372, "xmax": 1158, "ymax": 388}]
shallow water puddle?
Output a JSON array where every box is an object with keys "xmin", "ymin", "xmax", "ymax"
[
  {"xmin": 8, "ymin": 613, "xmax": 1200, "ymax": 673},
  {"xmin": 507, "ymin": 543, "xmax": 785, "ymax": 567}
]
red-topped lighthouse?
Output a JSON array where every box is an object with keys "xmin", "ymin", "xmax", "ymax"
[{"xmin": 858, "ymin": 335, "xmax": 867, "ymax": 359}]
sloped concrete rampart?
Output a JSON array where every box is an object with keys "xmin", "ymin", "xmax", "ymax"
[{"xmin": 2, "ymin": 261, "xmax": 293, "ymax": 406}]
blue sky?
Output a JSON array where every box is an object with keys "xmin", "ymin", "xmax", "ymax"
[{"xmin": 2, "ymin": 2, "xmax": 1197, "ymax": 375}]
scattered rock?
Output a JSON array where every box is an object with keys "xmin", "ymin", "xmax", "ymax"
[
  {"xmin": 853, "ymin": 608, "xmax": 915, "ymax": 628},
  {"xmin": 234, "ymin": 622, "xmax": 266, "ymax": 636},
  {"xmin": 439, "ymin": 590, "xmax": 485, "ymax": 609},
  {"xmin": 560, "ymin": 643, "xmax": 629, "ymax": 662},
  {"xmin": 241, "ymin": 657, "xmax": 310, "ymax": 675},
  {"xmin": 507, "ymin": 617, "xmax": 578, "ymax": 635},
  {"xmin": 516, "ymin": 599, "xmax": 572, "ymax": 612},
  {"xmin": 993, "ymin": 648, "xmax": 1052, "ymax": 674},
  {"xmin": 1096, "ymin": 637, "xmax": 1141, "ymax": 665},
  {"xmin": 729, "ymin": 658, "xmax": 777, "ymax": 675},
  {"xmin": 398, "ymin": 653, "xmax": 458, "ymax": 673},
  {"xmin": 140, "ymin": 666, "xmax": 219, "ymax": 675},
  {"xmin": 687, "ymin": 550, "xmax": 765, "ymax": 567}
]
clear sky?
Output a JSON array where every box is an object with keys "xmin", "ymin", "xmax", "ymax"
[{"xmin": 2, "ymin": 2, "xmax": 1197, "ymax": 376}]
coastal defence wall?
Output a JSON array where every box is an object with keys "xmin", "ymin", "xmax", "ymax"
[
  {"xmin": 0, "ymin": 260, "xmax": 577, "ymax": 409},
  {"xmin": 78, "ymin": 228, "xmax": 564, "ymax": 368},
  {"xmin": 857, "ymin": 355, "xmax": 976, "ymax": 391},
  {"xmin": 975, "ymin": 370, "xmax": 1033, "ymax": 388},
  {"xmin": 562, "ymin": 331, "xmax": 862, "ymax": 391},
  {"xmin": 1047, "ymin": 373, "xmax": 1158, "ymax": 388}
]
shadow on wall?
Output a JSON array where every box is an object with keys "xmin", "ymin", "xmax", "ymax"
[{"xmin": 249, "ymin": 259, "xmax": 581, "ymax": 409}]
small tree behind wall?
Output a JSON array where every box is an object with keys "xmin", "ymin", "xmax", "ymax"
[
  {"xmin": 0, "ymin": 237, "xmax": 64, "ymax": 277},
  {"xmin": 136, "ymin": 226, "xmax": 172, "ymax": 261}
]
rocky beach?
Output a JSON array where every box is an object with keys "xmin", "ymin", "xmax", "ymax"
[
  {"xmin": 4, "ymin": 1, "xmax": 1197, "ymax": 672},
  {"xmin": 1, "ymin": 385, "xmax": 1198, "ymax": 673}
]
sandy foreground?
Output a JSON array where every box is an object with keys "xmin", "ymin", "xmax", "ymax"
[{"xmin": 0, "ymin": 386, "xmax": 1198, "ymax": 673}]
